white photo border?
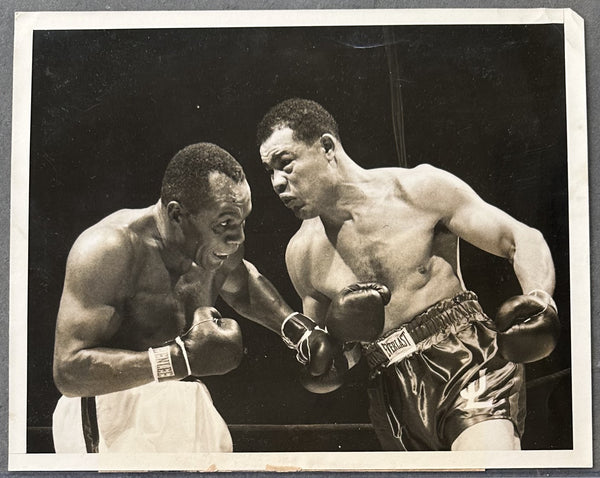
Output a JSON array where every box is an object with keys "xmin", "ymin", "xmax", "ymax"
[{"xmin": 9, "ymin": 8, "xmax": 591, "ymax": 471}]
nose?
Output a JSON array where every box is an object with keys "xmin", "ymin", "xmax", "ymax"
[
  {"xmin": 272, "ymin": 169, "xmax": 287, "ymax": 195},
  {"xmin": 226, "ymin": 224, "xmax": 245, "ymax": 246}
]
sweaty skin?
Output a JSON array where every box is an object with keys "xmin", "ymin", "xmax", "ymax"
[
  {"xmin": 261, "ymin": 126, "xmax": 555, "ymax": 450},
  {"xmin": 284, "ymin": 169, "xmax": 465, "ymax": 331},
  {"xmin": 54, "ymin": 173, "xmax": 293, "ymax": 398},
  {"xmin": 261, "ymin": 127, "xmax": 555, "ymax": 339}
]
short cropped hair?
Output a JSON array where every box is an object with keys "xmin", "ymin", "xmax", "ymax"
[
  {"xmin": 161, "ymin": 143, "xmax": 245, "ymax": 214},
  {"xmin": 256, "ymin": 98, "xmax": 340, "ymax": 147}
]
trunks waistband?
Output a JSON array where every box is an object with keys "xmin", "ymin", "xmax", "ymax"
[{"xmin": 363, "ymin": 291, "xmax": 485, "ymax": 370}]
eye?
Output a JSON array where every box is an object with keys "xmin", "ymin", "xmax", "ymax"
[
  {"xmin": 281, "ymin": 159, "xmax": 293, "ymax": 173},
  {"xmin": 212, "ymin": 220, "xmax": 230, "ymax": 233}
]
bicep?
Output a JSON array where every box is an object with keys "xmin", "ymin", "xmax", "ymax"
[
  {"xmin": 446, "ymin": 199, "xmax": 524, "ymax": 259},
  {"xmin": 426, "ymin": 167, "xmax": 524, "ymax": 259},
  {"xmin": 55, "ymin": 288, "xmax": 120, "ymax": 357},
  {"xmin": 285, "ymin": 235, "xmax": 314, "ymax": 300},
  {"xmin": 285, "ymin": 235, "xmax": 330, "ymax": 323},
  {"xmin": 426, "ymin": 168, "xmax": 554, "ymax": 293},
  {"xmin": 54, "ymin": 230, "xmax": 132, "ymax": 357}
]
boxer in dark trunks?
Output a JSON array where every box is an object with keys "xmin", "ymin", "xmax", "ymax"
[
  {"xmin": 363, "ymin": 292, "xmax": 526, "ymax": 450},
  {"xmin": 257, "ymin": 98, "xmax": 559, "ymax": 450}
]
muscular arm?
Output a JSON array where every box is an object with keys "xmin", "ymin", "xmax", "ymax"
[
  {"xmin": 53, "ymin": 228, "xmax": 173, "ymax": 397},
  {"xmin": 285, "ymin": 228, "xmax": 330, "ymax": 325},
  {"xmin": 417, "ymin": 165, "xmax": 556, "ymax": 294},
  {"xmin": 219, "ymin": 247, "xmax": 294, "ymax": 334}
]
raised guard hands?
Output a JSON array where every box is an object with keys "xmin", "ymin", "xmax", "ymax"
[{"xmin": 149, "ymin": 307, "xmax": 243, "ymax": 381}]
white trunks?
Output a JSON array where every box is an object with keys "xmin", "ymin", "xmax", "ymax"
[{"xmin": 52, "ymin": 380, "xmax": 232, "ymax": 453}]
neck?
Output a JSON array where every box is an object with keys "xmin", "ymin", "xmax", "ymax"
[
  {"xmin": 151, "ymin": 200, "xmax": 193, "ymax": 276},
  {"xmin": 318, "ymin": 153, "xmax": 370, "ymax": 227}
]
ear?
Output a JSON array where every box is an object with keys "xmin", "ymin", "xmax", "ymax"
[
  {"xmin": 320, "ymin": 134, "xmax": 336, "ymax": 158},
  {"xmin": 166, "ymin": 201, "xmax": 184, "ymax": 224}
]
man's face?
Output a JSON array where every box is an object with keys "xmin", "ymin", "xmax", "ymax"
[
  {"xmin": 183, "ymin": 172, "xmax": 252, "ymax": 270},
  {"xmin": 260, "ymin": 127, "xmax": 332, "ymax": 219}
]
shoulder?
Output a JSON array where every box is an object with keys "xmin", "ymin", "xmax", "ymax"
[
  {"xmin": 285, "ymin": 218, "xmax": 324, "ymax": 265},
  {"xmin": 60, "ymin": 223, "xmax": 138, "ymax": 306},
  {"xmin": 384, "ymin": 163, "xmax": 454, "ymax": 186},
  {"xmin": 382, "ymin": 164, "xmax": 472, "ymax": 203},
  {"xmin": 66, "ymin": 215, "xmax": 139, "ymax": 282},
  {"xmin": 410, "ymin": 164, "xmax": 468, "ymax": 188},
  {"xmin": 285, "ymin": 219, "xmax": 326, "ymax": 295},
  {"xmin": 365, "ymin": 164, "xmax": 437, "ymax": 192}
]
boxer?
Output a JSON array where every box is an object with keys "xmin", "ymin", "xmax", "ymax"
[
  {"xmin": 52, "ymin": 142, "xmax": 336, "ymax": 453},
  {"xmin": 257, "ymin": 98, "xmax": 559, "ymax": 451}
]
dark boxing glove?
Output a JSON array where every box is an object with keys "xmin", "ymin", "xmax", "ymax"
[
  {"xmin": 326, "ymin": 282, "xmax": 391, "ymax": 343},
  {"xmin": 181, "ymin": 307, "xmax": 244, "ymax": 376},
  {"xmin": 281, "ymin": 312, "xmax": 337, "ymax": 376},
  {"xmin": 299, "ymin": 342, "xmax": 362, "ymax": 394},
  {"xmin": 494, "ymin": 290, "xmax": 560, "ymax": 363},
  {"xmin": 149, "ymin": 307, "xmax": 243, "ymax": 381}
]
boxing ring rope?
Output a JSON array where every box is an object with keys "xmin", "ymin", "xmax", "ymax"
[
  {"xmin": 228, "ymin": 367, "xmax": 571, "ymax": 433},
  {"xmin": 26, "ymin": 368, "xmax": 570, "ymax": 452},
  {"xmin": 525, "ymin": 367, "xmax": 570, "ymax": 389}
]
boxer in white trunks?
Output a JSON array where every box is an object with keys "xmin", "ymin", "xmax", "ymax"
[{"xmin": 52, "ymin": 142, "xmax": 338, "ymax": 453}]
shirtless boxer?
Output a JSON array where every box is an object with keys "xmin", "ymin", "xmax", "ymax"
[
  {"xmin": 52, "ymin": 142, "xmax": 342, "ymax": 453},
  {"xmin": 257, "ymin": 98, "xmax": 560, "ymax": 451}
]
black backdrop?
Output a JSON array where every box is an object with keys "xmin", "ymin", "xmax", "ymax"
[{"xmin": 27, "ymin": 24, "xmax": 570, "ymax": 451}]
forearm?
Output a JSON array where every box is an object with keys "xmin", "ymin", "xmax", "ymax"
[
  {"xmin": 511, "ymin": 227, "xmax": 556, "ymax": 295},
  {"xmin": 53, "ymin": 344, "xmax": 187, "ymax": 397},
  {"xmin": 220, "ymin": 259, "xmax": 294, "ymax": 334},
  {"xmin": 225, "ymin": 273, "xmax": 294, "ymax": 334}
]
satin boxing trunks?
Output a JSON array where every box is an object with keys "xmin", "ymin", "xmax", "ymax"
[
  {"xmin": 53, "ymin": 379, "xmax": 232, "ymax": 453},
  {"xmin": 363, "ymin": 291, "xmax": 525, "ymax": 451}
]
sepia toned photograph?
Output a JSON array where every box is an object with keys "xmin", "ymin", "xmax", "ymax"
[{"xmin": 9, "ymin": 8, "xmax": 591, "ymax": 472}]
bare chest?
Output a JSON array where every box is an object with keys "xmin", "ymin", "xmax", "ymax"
[
  {"xmin": 317, "ymin": 211, "xmax": 432, "ymax": 286},
  {"xmin": 113, "ymin": 260, "xmax": 226, "ymax": 349},
  {"xmin": 307, "ymin": 205, "xmax": 462, "ymax": 320}
]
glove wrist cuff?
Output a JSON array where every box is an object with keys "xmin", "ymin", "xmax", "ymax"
[
  {"xmin": 148, "ymin": 344, "xmax": 175, "ymax": 382},
  {"xmin": 528, "ymin": 289, "xmax": 558, "ymax": 314},
  {"xmin": 174, "ymin": 336, "xmax": 192, "ymax": 378},
  {"xmin": 149, "ymin": 338, "xmax": 193, "ymax": 382},
  {"xmin": 281, "ymin": 312, "xmax": 325, "ymax": 365},
  {"xmin": 281, "ymin": 312, "xmax": 315, "ymax": 347}
]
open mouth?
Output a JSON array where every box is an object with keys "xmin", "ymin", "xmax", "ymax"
[{"xmin": 213, "ymin": 252, "xmax": 229, "ymax": 260}]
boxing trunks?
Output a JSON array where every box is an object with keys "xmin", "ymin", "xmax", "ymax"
[
  {"xmin": 52, "ymin": 379, "xmax": 232, "ymax": 453},
  {"xmin": 363, "ymin": 291, "xmax": 525, "ymax": 451}
]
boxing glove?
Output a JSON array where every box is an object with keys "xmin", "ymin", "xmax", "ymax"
[
  {"xmin": 326, "ymin": 282, "xmax": 390, "ymax": 343},
  {"xmin": 494, "ymin": 290, "xmax": 560, "ymax": 363},
  {"xmin": 179, "ymin": 307, "xmax": 244, "ymax": 376},
  {"xmin": 299, "ymin": 342, "xmax": 362, "ymax": 394},
  {"xmin": 281, "ymin": 312, "xmax": 337, "ymax": 376}
]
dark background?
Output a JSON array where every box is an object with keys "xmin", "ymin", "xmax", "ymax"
[{"xmin": 27, "ymin": 24, "xmax": 570, "ymax": 452}]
